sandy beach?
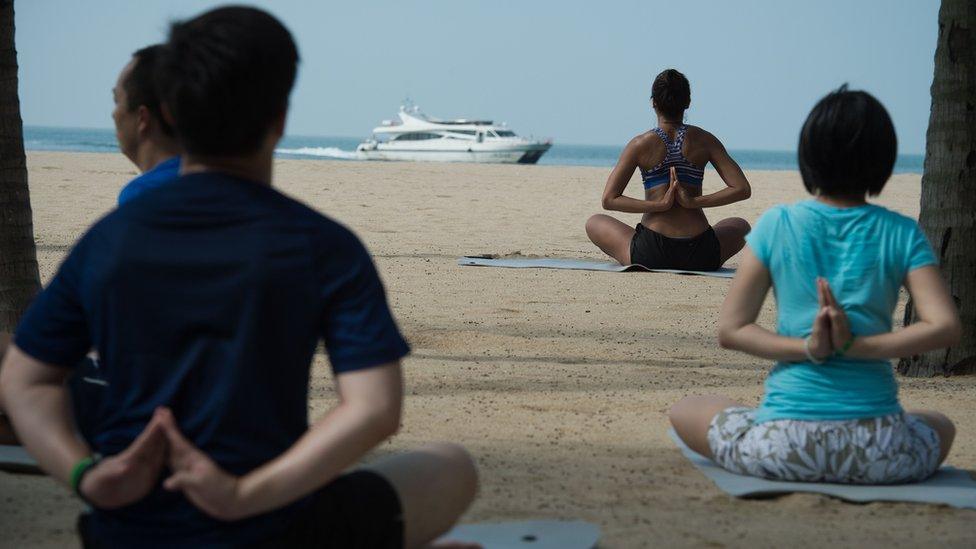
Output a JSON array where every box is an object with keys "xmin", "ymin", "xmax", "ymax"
[{"xmin": 2, "ymin": 151, "xmax": 974, "ymax": 548}]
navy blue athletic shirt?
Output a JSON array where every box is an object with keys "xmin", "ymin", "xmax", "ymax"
[{"xmin": 15, "ymin": 172, "xmax": 410, "ymax": 547}]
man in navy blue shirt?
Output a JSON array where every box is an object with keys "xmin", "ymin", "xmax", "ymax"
[
  {"xmin": 111, "ymin": 44, "xmax": 181, "ymax": 205},
  {"xmin": 1, "ymin": 7, "xmax": 476, "ymax": 548}
]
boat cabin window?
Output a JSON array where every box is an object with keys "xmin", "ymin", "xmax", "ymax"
[
  {"xmin": 393, "ymin": 132, "xmax": 441, "ymax": 141},
  {"xmin": 450, "ymin": 130, "xmax": 477, "ymax": 136},
  {"xmin": 486, "ymin": 130, "xmax": 500, "ymax": 138},
  {"xmin": 495, "ymin": 130, "xmax": 516, "ymax": 137}
]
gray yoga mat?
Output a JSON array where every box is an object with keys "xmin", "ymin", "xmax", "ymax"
[
  {"xmin": 0, "ymin": 445, "xmax": 41, "ymax": 474},
  {"xmin": 459, "ymin": 256, "xmax": 736, "ymax": 278},
  {"xmin": 669, "ymin": 429, "xmax": 976, "ymax": 509},
  {"xmin": 440, "ymin": 520, "xmax": 600, "ymax": 549}
]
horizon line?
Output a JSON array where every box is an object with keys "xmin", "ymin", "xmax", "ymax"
[{"xmin": 21, "ymin": 124, "xmax": 926, "ymax": 157}]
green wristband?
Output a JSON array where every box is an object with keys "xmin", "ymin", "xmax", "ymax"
[
  {"xmin": 836, "ymin": 336, "xmax": 856, "ymax": 357},
  {"xmin": 70, "ymin": 455, "xmax": 98, "ymax": 501}
]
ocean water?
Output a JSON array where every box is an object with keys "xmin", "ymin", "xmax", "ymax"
[{"xmin": 24, "ymin": 126, "xmax": 924, "ymax": 173}]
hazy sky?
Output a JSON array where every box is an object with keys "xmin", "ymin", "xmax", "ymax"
[{"xmin": 16, "ymin": 0, "xmax": 939, "ymax": 152}]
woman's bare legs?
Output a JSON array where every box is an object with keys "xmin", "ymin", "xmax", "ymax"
[
  {"xmin": 907, "ymin": 410, "xmax": 956, "ymax": 465},
  {"xmin": 713, "ymin": 217, "xmax": 751, "ymax": 265},
  {"xmin": 585, "ymin": 214, "xmax": 635, "ymax": 264},
  {"xmin": 588, "ymin": 215, "xmax": 750, "ymax": 267},
  {"xmin": 668, "ymin": 395, "xmax": 745, "ymax": 459}
]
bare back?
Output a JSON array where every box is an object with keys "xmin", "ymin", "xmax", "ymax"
[{"xmin": 634, "ymin": 125, "xmax": 711, "ymax": 237}]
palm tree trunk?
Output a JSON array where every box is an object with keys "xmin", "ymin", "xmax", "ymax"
[
  {"xmin": 0, "ymin": 0, "xmax": 41, "ymax": 332},
  {"xmin": 898, "ymin": 0, "xmax": 976, "ymax": 376}
]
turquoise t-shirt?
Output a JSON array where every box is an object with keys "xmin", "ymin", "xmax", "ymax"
[{"xmin": 747, "ymin": 200, "xmax": 936, "ymax": 422}]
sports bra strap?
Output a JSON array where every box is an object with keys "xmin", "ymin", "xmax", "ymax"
[
  {"xmin": 674, "ymin": 125, "xmax": 687, "ymax": 150},
  {"xmin": 653, "ymin": 126, "xmax": 687, "ymax": 153},
  {"xmin": 641, "ymin": 125, "xmax": 704, "ymax": 189}
]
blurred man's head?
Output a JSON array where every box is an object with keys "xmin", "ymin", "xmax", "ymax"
[
  {"xmin": 157, "ymin": 7, "xmax": 299, "ymax": 161},
  {"xmin": 112, "ymin": 45, "xmax": 177, "ymax": 169}
]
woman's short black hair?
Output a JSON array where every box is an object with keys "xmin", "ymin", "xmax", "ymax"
[
  {"xmin": 125, "ymin": 45, "xmax": 174, "ymax": 137},
  {"xmin": 156, "ymin": 6, "xmax": 300, "ymax": 157},
  {"xmin": 798, "ymin": 85, "xmax": 897, "ymax": 197},
  {"xmin": 651, "ymin": 69, "xmax": 691, "ymax": 119}
]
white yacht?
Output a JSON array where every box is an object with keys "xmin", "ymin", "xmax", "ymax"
[{"xmin": 356, "ymin": 104, "xmax": 551, "ymax": 164}]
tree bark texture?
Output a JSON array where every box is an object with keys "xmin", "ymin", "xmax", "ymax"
[
  {"xmin": 899, "ymin": 0, "xmax": 976, "ymax": 376},
  {"xmin": 0, "ymin": 0, "xmax": 41, "ymax": 332}
]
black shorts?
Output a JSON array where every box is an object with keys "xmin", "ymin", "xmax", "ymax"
[
  {"xmin": 629, "ymin": 224, "xmax": 722, "ymax": 271},
  {"xmin": 256, "ymin": 470, "xmax": 403, "ymax": 548},
  {"xmin": 78, "ymin": 470, "xmax": 403, "ymax": 548}
]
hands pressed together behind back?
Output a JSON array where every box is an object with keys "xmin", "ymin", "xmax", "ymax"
[
  {"xmin": 80, "ymin": 407, "xmax": 247, "ymax": 520},
  {"xmin": 655, "ymin": 167, "xmax": 698, "ymax": 212},
  {"xmin": 806, "ymin": 277, "xmax": 854, "ymax": 361},
  {"xmin": 719, "ymin": 250, "xmax": 960, "ymax": 364}
]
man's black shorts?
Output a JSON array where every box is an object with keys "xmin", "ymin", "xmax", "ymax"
[
  {"xmin": 78, "ymin": 470, "xmax": 402, "ymax": 548},
  {"xmin": 255, "ymin": 470, "xmax": 403, "ymax": 548},
  {"xmin": 629, "ymin": 223, "xmax": 722, "ymax": 271}
]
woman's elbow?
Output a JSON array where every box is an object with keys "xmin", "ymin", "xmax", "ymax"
[
  {"xmin": 925, "ymin": 315, "xmax": 963, "ymax": 349},
  {"xmin": 945, "ymin": 317, "xmax": 963, "ymax": 347},
  {"xmin": 600, "ymin": 196, "xmax": 615, "ymax": 210},
  {"xmin": 717, "ymin": 327, "xmax": 737, "ymax": 350},
  {"xmin": 739, "ymin": 185, "xmax": 752, "ymax": 201}
]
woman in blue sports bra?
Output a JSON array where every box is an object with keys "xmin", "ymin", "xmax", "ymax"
[{"xmin": 585, "ymin": 69, "xmax": 752, "ymax": 270}]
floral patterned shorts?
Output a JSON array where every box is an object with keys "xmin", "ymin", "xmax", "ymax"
[{"xmin": 707, "ymin": 407, "xmax": 941, "ymax": 484}]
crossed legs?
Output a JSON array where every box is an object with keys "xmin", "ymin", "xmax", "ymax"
[
  {"xmin": 366, "ymin": 442, "xmax": 479, "ymax": 548},
  {"xmin": 585, "ymin": 215, "xmax": 752, "ymax": 267},
  {"xmin": 584, "ymin": 214, "xmax": 635, "ymax": 264},
  {"xmin": 712, "ymin": 217, "xmax": 751, "ymax": 265},
  {"xmin": 906, "ymin": 409, "xmax": 955, "ymax": 464},
  {"xmin": 668, "ymin": 395, "xmax": 745, "ymax": 459},
  {"xmin": 669, "ymin": 395, "xmax": 957, "ymax": 466}
]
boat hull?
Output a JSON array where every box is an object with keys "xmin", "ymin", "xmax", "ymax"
[{"xmin": 356, "ymin": 143, "xmax": 551, "ymax": 164}]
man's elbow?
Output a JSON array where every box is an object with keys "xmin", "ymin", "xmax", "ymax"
[
  {"xmin": 381, "ymin": 407, "xmax": 401, "ymax": 438},
  {"xmin": 0, "ymin": 357, "xmax": 15, "ymax": 409},
  {"xmin": 601, "ymin": 197, "xmax": 614, "ymax": 210},
  {"xmin": 369, "ymin": 400, "xmax": 402, "ymax": 439},
  {"xmin": 739, "ymin": 185, "xmax": 752, "ymax": 200}
]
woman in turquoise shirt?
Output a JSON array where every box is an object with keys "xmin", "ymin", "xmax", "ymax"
[{"xmin": 669, "ymin": 86, "xmax": 962, "ymax": 484}]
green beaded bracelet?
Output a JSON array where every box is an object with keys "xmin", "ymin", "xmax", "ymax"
[
  {"xmin": 70, "ymin": 455, "xmax": 99, "ymax": 502},
  {"xmin": 836, "ymin": 336, "xmax": 856, "ymax": 357}
]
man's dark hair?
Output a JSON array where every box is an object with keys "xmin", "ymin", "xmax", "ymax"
[
  {"xmin": 125, "ymin": 45, "xmax": 174, "ymax": 137},
  {"xmin": 156, "ymin": 6, "xmax": 299, "ymax": 156},
  {"xmin": 798, "ymin": 85, "xmax": 897, "ymax": 197},
  {"xmin": 651, "ymin": 69, "xmax": 691, "ymax": 120}
]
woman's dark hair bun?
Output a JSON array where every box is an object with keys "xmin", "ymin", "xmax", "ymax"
[{"xmin": 651, "ymin": 69, "xmax": 691, "ymax": 119}]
